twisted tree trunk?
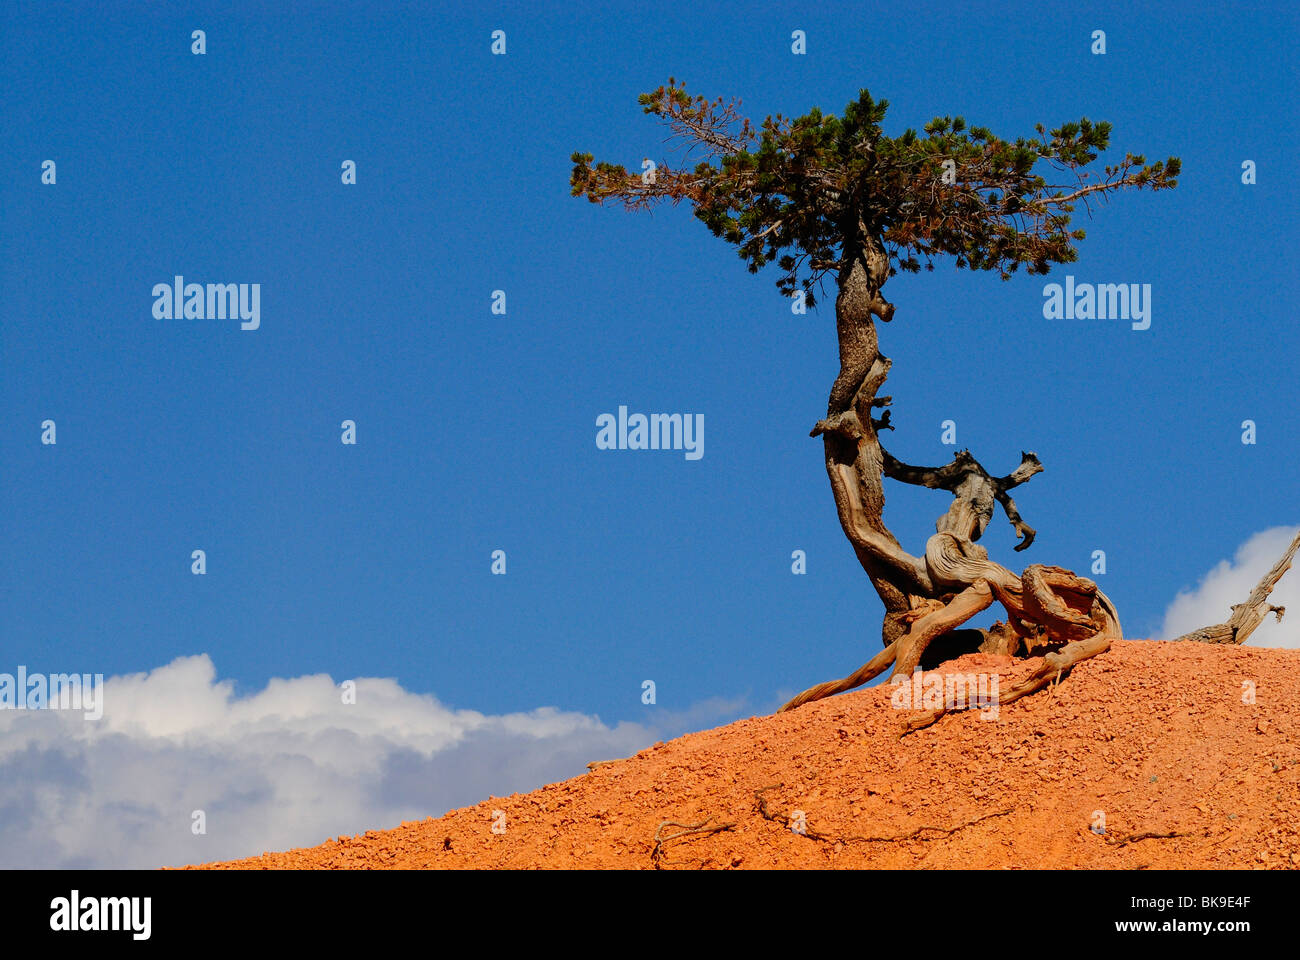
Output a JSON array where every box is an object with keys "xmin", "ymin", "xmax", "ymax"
[
  {"xmin": 785, "ymin": 232, "xmax": 1295, "ymax": 720},
  {"xmin": 816, "ymin": 227, "xmax": 930, "ymax": 648},
  {"xmin": 782, "ymin": 228, "xmax": 1122, "ymax": 715}
]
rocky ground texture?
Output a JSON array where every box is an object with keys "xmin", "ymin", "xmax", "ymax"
[{"xmin": 196, "ymin": 640, "xmax": 1300, "ymax": 869}]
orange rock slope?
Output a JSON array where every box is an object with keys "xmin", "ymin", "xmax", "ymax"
[{"xmin": 197, "ymin": 640, "xmax": 1300, "ymax": 869}]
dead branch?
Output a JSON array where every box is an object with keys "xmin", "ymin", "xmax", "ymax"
[
  {"xmin": 1174, "ymin": 528, "xmax": 1299, "ymax": 644},
  {"xmin": 883, "ymin": 448, "xmax": 1043, "ymax": 550}
]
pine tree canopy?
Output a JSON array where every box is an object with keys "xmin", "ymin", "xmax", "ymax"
[{"xmin": 571, "ymin": 80, "xmax": 1180, "ymax": 306}]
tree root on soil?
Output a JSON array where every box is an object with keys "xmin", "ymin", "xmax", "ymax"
[
  {"xmin": 650, "ymin": 818, "xmax": 736, "ymax": 868},
  {"xmin": 779, "ymin": 528, "xmax": 1299, "ymax": 734},
  {"xmin": 1103, "ymin": 830, "xmax": 1189, "ymax": 848},
  {"xmin": 752, "ymin": 784, "xmax": 1014, "ymax": 846}
]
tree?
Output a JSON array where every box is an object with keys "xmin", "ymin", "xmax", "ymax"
[{"xmin": 572, "ymin": 81, "xmax": 1288, "ymax": 727}]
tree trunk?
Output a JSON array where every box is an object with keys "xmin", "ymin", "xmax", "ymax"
[
  {"xmin": 784, "ymin": 228, "xmax": 1123, "ymax": 715},
  {"xmin": 819, "ymin": 229, "xmax": 931, "ymax": 646},
  {"xmin": 786, "ymin": 231, "xmax": 1291, "ymax": 720}
]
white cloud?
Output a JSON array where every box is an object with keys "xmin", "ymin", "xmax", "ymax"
[
  {"xmin": 0, "ymin": 655, "xmax": 742, "ymax": 869},
  {"xmin": 1158, "ymin": 526, "xmax": 1300, "ymax": 647}
]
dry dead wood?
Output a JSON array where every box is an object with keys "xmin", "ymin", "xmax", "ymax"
[{"xmin": 1173, "ymin": 528, "xmax": 1299, "ymax": 644}]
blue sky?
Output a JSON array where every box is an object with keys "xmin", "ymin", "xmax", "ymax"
[{"xmin": 1, "ymin": 0, "xmax": 1297, "ymax": 863}]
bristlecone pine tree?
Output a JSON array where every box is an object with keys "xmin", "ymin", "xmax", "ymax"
[{"xmin": 572, "ymin": 82, "xmax": 1295, "ymax": 731}]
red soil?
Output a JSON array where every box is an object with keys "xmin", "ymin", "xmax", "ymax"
[{"xmin": 196, "ymin": 640, "xmax": 1300, "ymax": 869}]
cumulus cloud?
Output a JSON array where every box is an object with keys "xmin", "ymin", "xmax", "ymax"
[
  {"xmin": 1157, "ymin": 526, "xmax": 1300, "ymax": 647},
  {"xmin": 0, "ymin": 655, "xmax": 743, "ymax": 869}
]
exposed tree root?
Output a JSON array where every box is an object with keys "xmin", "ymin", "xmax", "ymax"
[
  {"xmin": 781, "ymin": 553, "xmax": 1119, "ymax": 721},
  {"xmin": 782, "ymin": 527, "xmax": 1298, "ymax": 733},
  {"xmin": 753, "ymin": 785, "xmax": 1013, "ymax": 845},
  {"xmin": 898, "ymin": 632, "xmax": 1112, "ymax": 737},
  {"xmin": 648, "ymin": 790, "xmax": 1187, "ymax": 868},
  {"xmin": 777, "ymin": 642, "xmax": 899, "ymax": 714},
  {"xmin": 650, "ymin": 818, "xmax": 736, "ymax": 868},
  {"xmin": 891, "ymin": 579, "xmax": 996, "ymax": 678},
  {"xmin": 1103, "ymin": 830, "xmax": 1189, "ymax": 848}
]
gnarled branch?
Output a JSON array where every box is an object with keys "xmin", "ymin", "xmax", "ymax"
[
  {"xmin": 883, "ymin": 447, "xmax": 1043, "ymax": 550},
  {"xmin": 1174, "ymin": 529, "xmax": 1300, "ymax": 644}
]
